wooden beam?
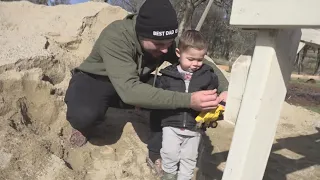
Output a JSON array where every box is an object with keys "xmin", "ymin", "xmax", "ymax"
[
  {"xmin": 222, "ymin": 29, "xmax": 301, "ymax": 180},
  {"xmin": 230, "ymin": 0, "xmax": 320, "ymax": 28},
  {"xmin": 224, "ymin": 39, "xmax": 304, "ymax": 125},
  {"xmin": 301, "ymin": 29, "xmax": 320, "ymax": 47}
]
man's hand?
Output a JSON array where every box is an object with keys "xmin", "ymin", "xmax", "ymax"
[{"xmin": 190, "ymin": 89, "xmax": 220, "ymax": 111}]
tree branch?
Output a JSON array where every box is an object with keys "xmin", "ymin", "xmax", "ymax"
[{"xmin": 194, "ymin": 0, "xmax": 206, "ymax": 7}]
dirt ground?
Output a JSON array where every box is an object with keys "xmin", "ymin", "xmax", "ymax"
[
  {"xmin": 0, "ymin": 68, "xmax": 155, "ymax": 179},
  {"xmin": 199, "ymin": 79, "xmax": 320, "ymax": 180},
  {"xmin": 0, "ymin": 69, "xmax": 318, "ymax": 180},
  {"xmin": 286, "ymin": 79, "xmax": 320, "ymax": 113}
]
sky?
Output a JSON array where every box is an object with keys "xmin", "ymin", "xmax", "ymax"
[
  {"xmin": 67, "ymin": 0, "xmax": 133, "ymax": 13},
  {"xmin": 69, "ymin": 0, "xmax": 89, "ymax": 4}
]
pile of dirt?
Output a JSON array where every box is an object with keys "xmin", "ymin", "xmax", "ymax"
[{"xmin": 0, "ymin": 2, "xmax": 155, "ymax": 180}]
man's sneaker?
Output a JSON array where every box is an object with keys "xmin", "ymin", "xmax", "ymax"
[
  {"xmin": 146, "ymin": 157, "xmax": 163, "ymax": 177},
  {"xmin": 161, "ymin": 172, "xmax": 177, "ymax": 180},
  {"xmin": 69, "ymin": 129, "xmax": 87, "ymax": 147}
]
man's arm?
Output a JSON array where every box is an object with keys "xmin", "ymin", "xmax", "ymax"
[{"xmin": 100, "ymin": 34, "xmax": 190, "ymax": 110}]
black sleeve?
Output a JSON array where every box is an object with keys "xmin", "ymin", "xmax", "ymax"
[
  {"xmin": 154, "ymin": 74, "xmax": 169, "ymax": 89},
  {"xmin": 207, "ymin": 70, "xmax": 219, "ymax": 90},
  {"xmin": 203, "ymin": 59, "xmax": 229, "ymax": 93}
]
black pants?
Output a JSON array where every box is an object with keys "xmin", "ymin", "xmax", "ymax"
[{"xmin": 64, "ymin": 69, "xmax": 162, "ymax": 162}]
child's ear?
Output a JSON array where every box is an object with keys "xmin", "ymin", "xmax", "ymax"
[{"xmin": 175, "ymin": 48, "xmax": 181, "ymax": 58}]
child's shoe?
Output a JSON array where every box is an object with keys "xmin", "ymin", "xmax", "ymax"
[
  {"xmin": 69, "ymin": 129, "xmax": 87, "ymax": 147},
  {"xmin": 146, "ymin": 157, "xmax": 163, "ymax": 177}
]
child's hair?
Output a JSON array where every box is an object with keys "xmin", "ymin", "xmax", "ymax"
[{"xmin": 178, "ymin": 30, "xmax": 208, "ymax": 52}]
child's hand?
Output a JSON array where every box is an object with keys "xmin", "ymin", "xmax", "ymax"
[{"xmin": 218, "ymin": 91, "xmax": 228, "ymax": 104}]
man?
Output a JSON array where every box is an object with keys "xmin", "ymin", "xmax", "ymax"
[{"xmin": 64, "ymin": 0, "xmax": 228, "ymax": 173}]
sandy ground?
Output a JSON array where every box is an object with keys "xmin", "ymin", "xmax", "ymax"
[
  {"xmin": 197, "ymin": 103, "xmax": 320, "ymax": 180},
  {"xmin": 0, "ymin": 1, "xmax": 319, "ymax": 180}
]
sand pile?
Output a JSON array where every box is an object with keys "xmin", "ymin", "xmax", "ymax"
[{"xmin": 0, "ymin": 2, "xmax": 155, "ymax": 180}]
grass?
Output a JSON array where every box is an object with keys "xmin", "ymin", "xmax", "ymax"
[
  {"xmin": 289, "ymin": 78, "xmax": 320, "ymax": 88},
  {"xmin": 304, "ymin": 106, "xmax": 320, "ymax": 114}
]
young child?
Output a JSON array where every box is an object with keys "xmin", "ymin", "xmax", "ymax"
[{"xmin": 150, "ymin": 30, "xmax": 220, "ymax": 180}]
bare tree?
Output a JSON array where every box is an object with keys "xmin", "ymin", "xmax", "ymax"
[
  {"xmin": 172, "ymin": 0, "xmax": 208, "ymax": 36},
  {"xmin": 195, "ymin": 0, "xmax": 214, "ymax": 31},
  {"xmin": 314, "ymin": 48, "xmax": 320, "ymax": 75},
  {"xmin": 296, "ymin": 46, "xmax": 308, "ymax": 74}
]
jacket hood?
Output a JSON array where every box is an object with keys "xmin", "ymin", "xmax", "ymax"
[
  {"xmin": 160, "ymin": 63, "xmax": 213, "ymax": 79},
  {"xmin": 123, "ymin": 13, "xmax": 143, "ymax": 55}
]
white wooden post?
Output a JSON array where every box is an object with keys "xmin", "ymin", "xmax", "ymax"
[
  {"xmin": 229, "ymin": 0, "xmax": 320, "ymax": 28},
  {"xmin": 222, "ymin": 29, "xmax": 301, "ymax": 180},
  {"xmin": 301, "ymin": 29, "xmax": 320, "ymax": 46},
  {"xmin": 224, "ymin": 40, "xmax": 306, "ymax": 125},
  {"xmin": 224, "ymin": 33, "xmax": 313, "ymax": 125},
  {"xmin": 224, "ymin": 54, "xmax": 251, "ymax": 124}
]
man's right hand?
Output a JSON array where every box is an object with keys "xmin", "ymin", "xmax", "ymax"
[{"xmin": 190, "ymin": 89, "xmax": 220, "ymax": 111}]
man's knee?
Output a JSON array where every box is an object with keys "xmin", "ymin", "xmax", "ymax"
[
  {"xmin": 66, "ymin": 105, "xmax": 104, "ymax": 131},
  {"xmin": 63, "ymin": 70, "xmax": 113, "ymax": 131}
]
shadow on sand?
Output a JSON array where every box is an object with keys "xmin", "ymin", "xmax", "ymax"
[{"xmin": 196, "ymin": 127, "xmax": 320, "ymax": 180}]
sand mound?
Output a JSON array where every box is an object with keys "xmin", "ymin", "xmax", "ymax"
[
  {"xmin": 0, "ymin": 1, "xmax": 319, "ymax": 180},
  {"xmin": 0, "ymin": 2, "xmax": 155, "ymax": 180}
]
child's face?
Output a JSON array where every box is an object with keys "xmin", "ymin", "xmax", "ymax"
[{"xmin": 176, "ymin": 47, "xmax": 206, "ymax": 72}]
